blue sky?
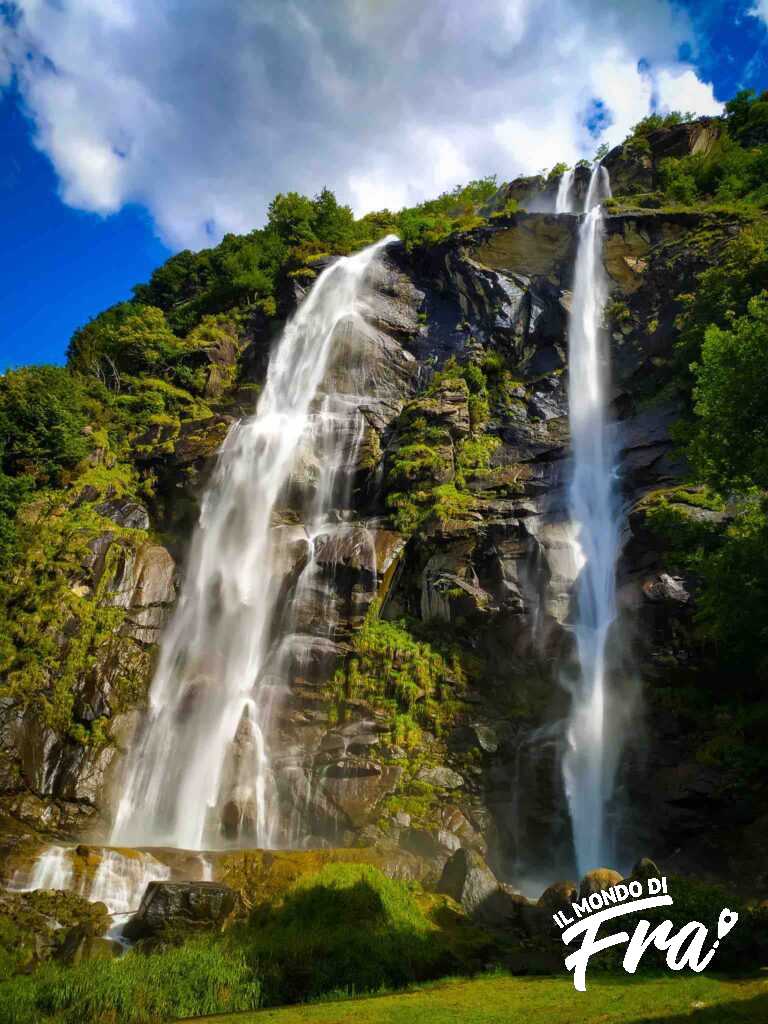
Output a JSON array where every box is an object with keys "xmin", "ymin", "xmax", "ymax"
[{"xmin": 1, "ymin": 0, "xmax": 767, "ymax": 372}]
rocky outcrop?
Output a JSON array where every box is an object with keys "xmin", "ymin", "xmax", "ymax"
[
  {"xmin": 0, "ymin": 888, "xmax": 112, "ymax": 973},
  {"xmin": 603, "ymin": 117, "xmax": 723, "ymax": 196},
  {"xmin": 2, "ymin": 198, "xmax": 760, "ymax": 896},
  {"xmin": 123, "ymin": 881, "xmax": 236, "ymax": 940},
  {"xmin": 0, "ymin": 512, "xmax": 176, "ymax": 839}
]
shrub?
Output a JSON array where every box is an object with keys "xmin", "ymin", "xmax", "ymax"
[{"xmin": 238, "ymin": 864, "xmax": 487, "ymax": 1006}]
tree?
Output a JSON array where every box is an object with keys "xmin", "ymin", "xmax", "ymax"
[
  {"xmin": 0, "ymin": 366, "xmax": 92, "ymax": 484},
  {"xmin": 311, "ymin": 187, "xmax": 356, "ymax": 250},
  {"xmin": 689, "ymin": 292, "xmax": 768, "ymax": 492},
  {"xmin": 267, "ymin": 192, "xmax": 317, "ymax": 246}
]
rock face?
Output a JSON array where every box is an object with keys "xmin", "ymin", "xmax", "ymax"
[
  {"xmin": 2, "ymin": 186, "xmax": 761, "ymax": 896},
  {"xmin": 0, "ymin": 888, "xmax": 112, "ymax": 972},
  {"xmin": 0, "ymin": 500, "xmax": 177, "ymax": 840},
  {"xmin": 123, "ymin": 881, "xmax": 236, "ymax": 940},
  {"xmin": 603, "ymin": 117, "xmax": 722, "ymax": 196}
]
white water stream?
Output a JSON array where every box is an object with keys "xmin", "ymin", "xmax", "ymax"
[
  {"xmin": 555, "ymin": 167, "xmax": 576, "ymax": 213},
  {"xmin": 560, "ymin": 164, "xmax": 621, "ymax": 876},
  {"xmin": 111, "ymin": 236, "xmax": 396, "ymax": 851}
]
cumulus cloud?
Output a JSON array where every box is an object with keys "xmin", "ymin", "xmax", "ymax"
[
  {"xmin": 1, "ymin": 0, "xmax": 722, "ymax": 250},
  {"xmin": 750, "ymin": 0, "xmax": 768, "ymax": 26}
]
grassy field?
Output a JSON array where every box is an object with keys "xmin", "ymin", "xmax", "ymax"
[{"xmin": 193, "ymin": 973, "xmax": 768, "ymax": 1024}]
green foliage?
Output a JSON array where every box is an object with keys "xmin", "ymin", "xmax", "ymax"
[
  {"xmin": 489, "ymin": 196, "xmax": 520, "ymax": 220},
  {"xmin": 394, "ymin": 177, "xmax": 498, "ymax": 250},
  {"xmin": 7, "ymin": 859, "xmax": 483, "ymax": 1024},
  {"xmin": 0, "ymin": 366, "xmax": 94, "ymax": 484},
  {"xmin": 725, "ymin": 88, "xmax": 768, "ymax": 142},
  {"xmin": 0, "ymin": 936, "xmax": 260, "ymax": 1024},
  {"xmin": 694, "ymin": 495, "xmax": 768, "ymax": 684},
  {"xmin": 239, "ymin": 863, "xmax": 486, "ymax": 1007},
  {"xmin": 547, "ymin": 162, "xmax": 569, "ymax": 182},
  {"xmin": 675, "ymin": 221, "xmax": 768, "ymax": 388},
  {"xmin": 639, "ymin": 876, "xmax": 768, "ymax": 973},
  {"xmin": 658, "ymin": 135, "xmax": 768, "ymax": 209},
  {"xmin": 328, "ymin": 604, "xmax": 468, "ymax": 744},
  {"xmin": 688, "ymin": 294, "xmax": 768, "ymax": 490},
  {"xmin": 385, "ymin": 357, "xmax": 502, "ymax": 532},
  {"xmin": 0, "ymin": 489, "xmax": 149, "ymax": 743},
  {"xmin": 132, "ymin": 230, "xmax": 285, "ymax": 335}
]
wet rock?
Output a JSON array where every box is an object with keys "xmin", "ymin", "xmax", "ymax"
[
  {"xmin": 318, "ymin": 761, "xmax": 402, "ymax": 827},
  {"xmin": 469, "ymin": 215, "xmax": 575, "ymax": 279},
  {"xmin": 642, "ymin": 573, "xmax": 690, "ymax": 605},
  {"xmin": 416, "ymin": 765, "xmax": 464, "ymax": 790},
  {"xmin": 57, "ymin": 927, "xmax": 120, "ymax": 965},
  {"xmin": 123, "ymin": 881, "xmax": 236, "ymax": 940},
  {"xmin": 603, "ymin": 117, "xmax": 722, "ymax": 195},
  {"xmin": 0, "ymin": 889, "xmax": 111, "ymax": 972},
  {"xmin": 578, "ymin": 868, "xmax": 623, "ymax": 900}
]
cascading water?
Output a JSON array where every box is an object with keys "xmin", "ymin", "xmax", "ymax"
[
  {"xmin": 111, "ymin": 235, "xmax": 396, "ymax": 851},
  {"xmin": 560, "ymin": 164, "xmax": 621, "ymax": 877},
  {"xmin": 555, "ymin": 168, "xmax": 576, "ymax": 213}
]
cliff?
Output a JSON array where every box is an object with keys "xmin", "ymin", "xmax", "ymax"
[{"xmin": 1, "ymin": 108, "xmax": 767, "ymax": 898}]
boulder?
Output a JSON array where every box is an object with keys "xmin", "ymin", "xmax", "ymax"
[
  {"xmin": 123, "ymin": 881, "xmax": 236, "ymax": 940},
  {"xmin": 578, "ymin": 868, "xmax": 623, "ymax": 900},
  {"xmin": 628, "ymin": 857, "xmax": 661, "ymax": 882},
  {"xmin": 437, "ymin": 848, "xmax": 499, "ymax": 918},
  {"xmin": 416, "ymin": 765, "xmax": 464, "ymax": 790},
  {"xmin": 538, "ymin": 879, "xmax": 578, "ymax": 914},
  {"xmin": 57, "ymin": 927, "xmax": 120, "ymax": 965},
  {"xmin": 642, "ymin": 573, "xmax": 690, "ymax": 605}
]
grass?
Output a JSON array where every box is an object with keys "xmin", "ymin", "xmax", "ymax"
[
  {"xmin": 0, "ymin": 865, "xmax": 488, "ymax": 1023},
  {"xmin": 192, "ymin": 972, "xmax": 768, "ymax": 1024}
]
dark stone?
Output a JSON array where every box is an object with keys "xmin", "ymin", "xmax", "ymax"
[
  {"xmin": 123, "ymin": 881, "xmax": 236, "ymax": 940},
  {"xmin": 96, "ymin": 497, "xmax": 151, "ymax": 531},
  {"xmin": 438, "ymin": 848, "xmax": 498, "ymax": 918}
]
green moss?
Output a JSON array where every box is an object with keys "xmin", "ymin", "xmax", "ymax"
[
  {"xmin": 326, "ymin": 602, "xmax": 470, "ymax": 746},
  {"xmin": 0, "ymin": 485, "xmax": 152, "ymax": 748}
]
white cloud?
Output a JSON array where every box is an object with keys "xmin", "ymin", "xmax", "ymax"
[
  {"xmin": 750, "ymin": 0, "xmax": 768, "ymax": 26},
  {"xmin": 656, "ymin": 68, "xmax": 722, "ymax": 117},
  {"xmin": 1, "ymin": 0, "xmax": 723, "ymax": 250}
]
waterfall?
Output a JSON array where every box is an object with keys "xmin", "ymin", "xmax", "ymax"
[
  {"xmin": 111, "ymin": 235, "xmax": 397, "ymax": 851},
  {"xmin": 9, "ymin": 846, "xmax": 73, "ymax": 891},
  {"xmin": 9, "ymin": 846, "xmax": 170, "ymax": 940},
  {"xmin": 555, "ymin": 168, "xmax": 576, "ymax": 213},
  {"xmin": 561, "ymin": 164, "xmax": 621, "ymax": 877}
]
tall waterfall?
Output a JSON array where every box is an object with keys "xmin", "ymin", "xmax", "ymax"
[
  {"xmin": 111, "ymin": 236, "xmax": 396, "ymax": 851},
  {"xmin": 555, "ymin": 168, "xmax": 576, "ymax": 213},
  {"xmin": 561, "ymin": 165, "xmax": 621, "ymax": 876}
]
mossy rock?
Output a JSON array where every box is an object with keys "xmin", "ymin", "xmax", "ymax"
[
  {"xmin": 211, "ymin": 846, "xmax": 428, "ymax": 910},
  {"xmin": 470, "ymin": 216, "xmax": 573, "ymax": 278},
  {"xmin": 0, "ymin": 889, "xmax": 111, "ymax": 978}
]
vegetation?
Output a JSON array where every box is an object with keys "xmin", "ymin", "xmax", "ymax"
[
  {"xmin": 328, "ymin": 602, "xmax": 471, "ymax": 746},
  {"xmin": 0, "ymin": 171, "xmax": 511, "ymax": 756},
  {"xmin": 0, "ymin": 864, "xmax": 490, "ymax": 1023},
  {"xmin": 0, "ymin": 937, "xmax": 261, "ymax": 1024},
  {"xmin": 194, "ymin": 974, "xmax": 768, "ymax": 1024},
  {"xmin": 385, "ymin": 356, "xmax": 499, "ymax": 534}
]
